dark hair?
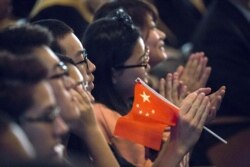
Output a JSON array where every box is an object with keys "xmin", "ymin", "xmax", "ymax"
[
  {"xmin": 32, "ymin": 19, "xmax": 73, "ymax": 54},
  {"xmin": 0, "ymin": 51, "xmax": 48, "ymax": 81},
  {"xmin": 94, "ymin": 0, "xmax": 158, "ymax": 32},
  {"xmin": 0, "ymin": 82, "xmax": 35, "ymax": 123},
  {"xmin": 0, "ymin": 51, "xmax": 48, "ymax": 123},
  {"xmin": 83, "ymin": 9, "xmax": 140, "ymax": 115},
  {"xmin": 0, "ymin": 24, "xmax": 53, "ymax": 55}
]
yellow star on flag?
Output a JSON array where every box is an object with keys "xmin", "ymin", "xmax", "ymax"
[{"xmin": 140, "ymin": 91, "xmax": 150, "ymax": 102}]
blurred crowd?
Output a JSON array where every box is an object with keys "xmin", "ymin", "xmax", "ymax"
[{"xmin": 0, "ymin": 0, "xmax": 249, "ymax": 166}]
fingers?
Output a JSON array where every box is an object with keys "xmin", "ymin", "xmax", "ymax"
[
  {"xmin": 186, "ymin": 93, "xmax": 205, "ymax": 119},
  {"xmin": 176, "ymin": 65, "xmax": 184, "ymax": 77},
  {"xmin": 199, "ymin": 103, "xmax": 210, "ymax": 129},
  {"xmin": 159, "ymin": 78, "xmax": 166, "ymax": 97},
  {"xmin": 199, "ymin": 67, "xmax": 211, "ymax": 87},
  {"xmin": 166, "ymin": 73, "xmax": 173, "ymax": 102},
  {"xmin": 178, "ymin": 52, "xmax": 211, "ymax": 92},
  {"xmin": 193, "ymin": 53, "xmax": 206, "ymax": 80},
  {"xmin": 193, "ymin": 96, "xmax": 210, "ymax": 130},
  {"xmin": 179, "ymin": 81, "xmax": 187, "ymax": 101},
  {"xmin": 195, "ymin": 87, "xmax": 212, "ymax": 95},
  {"xmin": 172, "ymin": 73, "xmax": 179, "ymax": 103},
  {"xmin": 180, "ymin": 92, "xmax": 198, "ymax": 114},
  {"xmin": 210, "ymin": 86, "xmax": 226, "ymax": 110},
  {"xmin": 184, "ymin": 53, "xmax": 196, "ymax": 76}
]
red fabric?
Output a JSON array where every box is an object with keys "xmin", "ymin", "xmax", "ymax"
[{"xmin": 114, "ymin": 81, "xmax": 179, "ymax": 150}]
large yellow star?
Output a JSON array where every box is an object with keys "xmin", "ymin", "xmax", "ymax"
[{"xmin": 140, "ymin": 91, "xmax": 150, "ymax": 102}]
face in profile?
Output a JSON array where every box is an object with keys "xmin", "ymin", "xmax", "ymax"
[
  {"xmin": 58, "ymin": 32, "xmax": 96, "ymax": 95},
  {"xmin": 142, "ymin": 14, "xmax": 167, "ymax": 67},
  {"xmin": 21, "ymin": 81, "xmax": 69, "ymax": 162},
  {"xmin": 33, "ymin": 46, "xmax": 80, "ymax": 125},
  {"xmin": 112, "ymin": 37, "xmax": 150, "ymax": 99},
  {"xmin": 67, "ymin": 63, "xmax": 94, "ymax": 101}
]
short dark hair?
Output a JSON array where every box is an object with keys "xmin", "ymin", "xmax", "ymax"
[
  {"xmin": 32, "ymin": 19, "xmax": 73, "ymax": 54},
  {"xmin": 0, "ymin": 24, "xmax": 53, "ymax": 55},
  {"xmin": 32, "ymin": 19, "xmax": 73, "ymax": 39},
  {"xmin": 0, "ymin": 51, "xmax": 48, "ymax": 123},
  {"xmin": 0, "ymin": 82, "xmax": 35, "ymax": 123},
  {"xmin": 0, "ymin": 51, "xmax": 48, "ymax": 82}
]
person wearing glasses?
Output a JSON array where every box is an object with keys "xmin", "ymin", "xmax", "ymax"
[
  {"xmin": 33, "ymin": 19, "xmax": 96, "ymax": 102},
  {"xmin": 32, "ymin": 20, "xmax": 120, "ymax": 167},
  {"xmin": 0, "ymin": 51, "xmax": 69, "ymax": 163},
  {"xmin": 0, "ymin": 24, "xmax": 119, "ymax": 167},
  {"xmin": 82, "ymin": 9, "xmax": 214, "ymax": 167},
  {"xmin": 94, "ymin": 0, "xmax": 214, "ymax": 94},
  {"xmin": 0, "ymin": 24, "xmax": 80, "ymax": 127}
]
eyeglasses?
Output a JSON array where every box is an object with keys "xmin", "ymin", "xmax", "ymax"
[
  {"xmin": 113, "ymin": 47, "xmax": 150, "ymax": 70},
  {"xmin": 74, "ymin": 50, "xmax": 89, "ymax": 70},
  {"xmin": 20, "ymin": 106, "xmax": 60, "ymax": 123},
  {"xmin": 49, "ymin": 61, "xmax": 69, "ymax": 80}
]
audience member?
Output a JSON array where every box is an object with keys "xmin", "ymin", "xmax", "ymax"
[
  {"xmin": 0, "ymin": 23, "xmax": 119, "ymax": 167},
  {"xmin": 94, "ymin": 0, "xmax": 212, "ymax": 93},
  {"xmin": 34, "ymin": 20, "xmax": 117, "ymax": 166},
  {"xmin": 33, "ymin": 19, "xmax": 96, "ymax": 101},
  {"xmin": 0, "ymin": 24, "xmax": 80, "ymax": 127},
  {"xmin": 83, "ymin": 9, "xmax": 214, "ymax": 167},
  {"xmin": 0, "ymin": 52, "xmax": 69, "ymax": 163}
]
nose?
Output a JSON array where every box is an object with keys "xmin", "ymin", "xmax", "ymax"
[
  {"xmin": 146, "ymin": 63, "xmax": 151, "ymax": 71},
  {"xmin": 87, "ymin": 59, "xmax": 96, "ymax": 73},
  {"xmin": 53, "ymin": 116, "xmax": 69, "ymax": 137},
  {"xmin": 157, "ymin": 28, "xmax": 166, "ymax": 40}
]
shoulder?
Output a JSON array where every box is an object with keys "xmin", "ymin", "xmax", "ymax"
[{"xmin": 93, "ymin": 103, "xmax": 121, "ymax": 122}]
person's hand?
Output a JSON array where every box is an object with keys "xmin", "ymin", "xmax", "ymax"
[
  {"xmin": 159, "ymin": 72, "xmax": 188, "ymax": 107},
  {"xmin": 206, "ymin": 86, "xmax": 226, "ymax": 123},
  {"xmin": 169, "ymin": 92, "xmax": 210, "ymax": 155},
  {"xmin": 176, "ymin": 52, "xmax": 211, "ymax": 92},
  {"xmin": 154, "ymin": 92, "xmax": 210, "ymax": 167},
  {"xmin": 192, "ymin": 86, "xmax": 226, "ymax": 123},
  {"xmin": 70, "ymin": 87, "xmax": 97, "ymax": 135}
]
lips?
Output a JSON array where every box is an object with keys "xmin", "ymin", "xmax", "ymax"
[
  {"xmin": 159, "ymin": 40, "xmax": 165, "ymax": 47},
  {"xmin": 87, "ymin": 75, "xmax": 95, "ymax": 91},
  {"xmin": 52, "ymin": 144, "xmax": 65, "ymax": 160}
]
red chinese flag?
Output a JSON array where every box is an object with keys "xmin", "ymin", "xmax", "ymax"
[{"xmin": 114, "ymin": 78, "xmax": 179, "ymax": 150}]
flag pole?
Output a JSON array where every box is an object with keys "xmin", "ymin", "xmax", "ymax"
[
  {"xmin": 136, "ymin": 78, "xmax": 227, "ymax": 144},
  {"xmin": 203, "ymin": 126, "xmax": 227, "ymax": 144}
]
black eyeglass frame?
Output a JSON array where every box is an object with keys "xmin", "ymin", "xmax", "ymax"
[
  {"xmin": 113, "ymin": 47, "xmax": 150, "ymax": 70},
  {"xmin": 49, "ymin": 61, "xmax": 69, "ymax": 80},
  {"xmin": 20, "ymin": 106, "xmax": 60, "ymax": 123},
  {"xmin": 74, "ymin": 50, "xmax": 89, "ymax": 70}
]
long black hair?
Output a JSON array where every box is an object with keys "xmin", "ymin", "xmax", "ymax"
[{"xmin": 83, "ymin": 9, "xmax": 140, "ymax": 115}]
